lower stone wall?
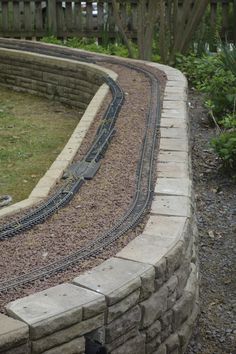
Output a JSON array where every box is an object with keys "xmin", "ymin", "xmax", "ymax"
[
  {"xmin": 0, "ymin": 47, "xmax": 104, "ymax": 110},
  {"xmin": 0, "ymin": 43, "xmax": 199, "ymax": 354}
]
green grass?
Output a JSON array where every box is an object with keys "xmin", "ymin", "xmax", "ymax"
[{"xmin": 0, "ymin": 87, "xmax": 80, "ymax": 203}]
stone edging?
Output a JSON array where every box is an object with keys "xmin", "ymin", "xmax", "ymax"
[
  {"xmin": 0, "ymin": 48, "xmax": 117, "ymax": 218},
  {"xmin": 0, "ymin": 45, "xmax": 199, "ymax": 354}
]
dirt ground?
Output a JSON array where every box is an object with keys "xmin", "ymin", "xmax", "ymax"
[{"xmin": 186, "ymin": 90, "xmax": 236, "ymax": 354}]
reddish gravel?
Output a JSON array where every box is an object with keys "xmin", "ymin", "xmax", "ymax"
[{"xmin": 0, "ymin": 61, "xmax": 166, "ymax": 312}]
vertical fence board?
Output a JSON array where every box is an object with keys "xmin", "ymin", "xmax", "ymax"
[
  {"xmin": 13, "ymin": 1, "xmax": 20, "ymax": 32},
  {"xmin": 48, "ymin": 0, "xmax": 57, "ymax": 35},
  {"xmin": 86, "ymin": 1, "xmax": 93, "ymax": 31},
  {"xmin": 35, "ymin": 1, "xmax": 43, "ymax": 31},
  {"xmin": 57, "ymin": 1, "xmax": 66, "ymax": 36},
  {"xmin": 65, "ymin": 1, "xmax": 73, "ymax": 33},
  {"xmin": 97, "ymin": 0, "xmax": 104, "ymax": 30},
  {"xmin": 74, "ymin": 1, "xmax": 82, "ymax": 31},
  {"xmin": 2, "ymin": 1, "xmax": 9, "ymax": 32},
  {"xmin": 24, "ymin": 0, "xmax": 32, "ymax": 32}
]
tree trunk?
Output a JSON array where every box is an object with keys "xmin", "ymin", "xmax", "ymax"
[{"xmin": 111, "ymin": 0, "xmax": 135, "ymax": 58}]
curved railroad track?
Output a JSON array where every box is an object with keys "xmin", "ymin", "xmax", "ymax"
[{"xmin": 0, "ymin": 40, "xmax": 161, "ymax": 292}]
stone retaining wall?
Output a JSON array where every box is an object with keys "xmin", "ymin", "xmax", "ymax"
[
  {"xmin": 0, "ymin": 44, "xmax": 199, "ymax": 354},
  {"xmin": 0, "ymin": 48, "xmax": 117, "ymax": 218}
]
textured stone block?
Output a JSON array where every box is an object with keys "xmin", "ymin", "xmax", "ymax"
[
  {"xmin": 159, "ymin": 138, "xmax": 188, "ymax": 152},
  {"xmin": 140, "ymin": 286, "xmax": 168, "ymax": 328},
  {"xmin": 167, "ymin": 291, "xmax": 177, "ymax": 310},
  {"xmin": 6, "ymin": 283, "xmax": 105, "ymax": 340},
  {"xmin": 165, "ymin": 241, "xmax": 185, "ymax": 277},
  {"xmin": 0, "ymin": 314, "xmax": 29, "ymax": 352},
  {"xmin": 146, "ymin": 335, "xmax": 161, "ymax": 354},
  {"xmin": 161, "ymin": 325, "xmax": 172, "ymax": 342},
  {"xmin": 157, "ymin": 151, "xmax": 189, "ymax": 163},
  {"xmin": 106, "ymin": 328, "xmax": 138, "ymax": 353},
  {"xmin": 145, "ymin": 319, "xmax": 161, "ymax": 342},
  {"xmin": 42, "ymin": 336, "xmax": 85, "ymax": 354},
  {"xmin": 172, "ymin": 292, "xmax": 193, "ymax": 331},
  {"xmin": 157, "ymin": 162, "xmax": 188, "ymax": 178},
  {"xmin": 31, "ymin": 314, "xmax": 104, "ymax": 353},
  {"xmin": 160, "ymin": 310, "xmax": 173, "ymax": 329},
  {"xmin": 178, "ymin": 302, "xmax": 199, "ymax": 352},
  {"xmin": 143, "ymin": 215, "xmax": 187, "ymax": 241},
  {"xmin": 160, "ymin": 118, "xmax": 186, "ymax": 129},
  {"xmin": 74, "ymin": 257, "xmax": 153, "ymax": 305},
  {"xmin": 3, "ymin": 343, "xmax": 30, "ymax": 354},
  {"xmin": 110, "ymin": 333, "xmax": 146, "ymax": 354},
  {"xmin": 155, "ymin": 178, "xmax": 191, "ymax": 197},
  {"xmin": 176, "ymin": 261, "xmax": 191, "ymax": 299},
  {"xmin": 160, "ymin": 127, "xmax": 187, "ymax": 139},
  {"xmin": 107, "ymin": 289, "xmax": 140, "ymax": 323},
  {"xmin": 105, "ymin": 306, "xmax": 141, "ymax": 343},
  {"xmin": 165, "ymin": 333, "xmax": 180, "ymax": 352},
  {"xmin": 153, "ymin": 344, "xmax": 167, "ymax": 354},
  {"xmin": 151, "ymin": 195, "xmax": 191, "ymax": 217},
  {"xmin": 166, "ymin": 276, "xmax": 178, "ymax": 295}
]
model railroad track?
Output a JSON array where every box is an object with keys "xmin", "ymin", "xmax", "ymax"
[{"xmin": 0, "ymin": 40, "xmax": 161, "ymax": 292}]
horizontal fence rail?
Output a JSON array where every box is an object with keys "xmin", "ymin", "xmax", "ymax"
[{"xmin": 0, "ymin": 1, "xmax": 235, "ymax": 43}]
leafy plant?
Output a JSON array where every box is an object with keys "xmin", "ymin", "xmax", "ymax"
[{"xmin": 211, "ymin": 131, "xmax": 236, "ymax": 168}]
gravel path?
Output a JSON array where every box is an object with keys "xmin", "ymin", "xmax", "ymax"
[
  {"xmin": 186, "ymin": 91, "xmax": 236, "ymax": 354},
  {"xmin": 0, "ymin": 62, "xmax": 165, "ymax": 311}
]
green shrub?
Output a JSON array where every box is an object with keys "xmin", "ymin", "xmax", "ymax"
[
  {"xmin": 40, "ymin": 36, "xmax": 62, "ymax": 45},
  {"xmin": 176, "ymin": 53, "xmax": 236, "ymax": 117},
  {"xmin": 211, "ymin": 131, "xmax": 236, "ymax": 168}
]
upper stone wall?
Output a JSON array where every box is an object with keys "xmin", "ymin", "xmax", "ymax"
[{"xmin": 0, "ymin": 43, "xmax": 199, "ymax": 354}]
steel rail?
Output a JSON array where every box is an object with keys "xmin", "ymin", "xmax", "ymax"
[{"xmin": 0, "ymin": 40, "xmax": 161, "ymax": 292}]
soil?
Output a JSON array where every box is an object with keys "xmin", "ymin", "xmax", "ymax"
[{"xmin": 186, "ymin": 90, "xmax": 236, "ymax": 354}]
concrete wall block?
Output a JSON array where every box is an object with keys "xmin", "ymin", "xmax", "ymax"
[
  {"xmin": 31, "ymin": 313, "xmax": 104, "ymax": 354},
  {"xmin": 106, "ymin": 328, "xmax": 138, "ymax": 353},
  {"xmin": 167, "ymin": 291, "xmax": 177, "ymax": 310},
  {"xmin": 140, "ymin": 267, "xmax": 156, "ymax": 301},
  {"xmin": 110, "ymin": 333, "xmax": 146, "ymax": 354},
  {"xmin": 178, "ymin": 302, "xmax": 199, "ymax": 352},
  {"xmin": 145, "ymin": 319, "xmax": 161, "ymax": 342},
  {"xmin": 140, "ymin": 286, "xmax": 168, "ymax": 329},
  {"xmin": 107, "ymin": 289, "xmax": 140, "ymax": 324},
  {"xmin": 153, "ymin": 344, "xmax": 167, "ymax": 354},
  {"xmin": 172, "ymin": 292, "xmax": 194, "ymax": 332},
  {"xmin": 161, "ymin": 325, "xmax": 172, "ymax": 342},
  {"xmin": 73, "ymin": 257, "xmax": 152, "ymax": 306},
  {"xmin": 146, "ymin": 335, "xmax": 161, "ymax": 354},
  {"xmin": 175, "ymin": 260, "xmax": 191, "ymax": 299},
  {"xmin": 165, "ymin": 333, "xmax": 180, "ymax": 353},
  {"xmin": 2, "ymin": 343, "xmax": 30, "ymax": 354},
  {"xmin": 165, "ymin": 241, "xmax": 185, "ymax": 279},
  {"xmin": 105, "ymin": 305, "xmax": 141, "ymax": 343},
  {"xmin": 160, "ymin": 310, "xmax": 173, "ymax": 330},
  {"xmin": 0, "ymin": 314, "xmax": 29, "ymax": 353},
  {"xmin": 166, "ymin": 276, "xmax": 178, "ymax": 295},
  {"xmin": 41, "ymin": 336, "xmax": 85, "ymax": 354},
  {"xmin": 6, "ymin": 283, "xmax": 105, "ymax": 340}
]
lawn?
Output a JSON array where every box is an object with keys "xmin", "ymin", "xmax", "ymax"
[{"xmin": 0, "ymin": 87, "xmax": 81, "ymax": 203}]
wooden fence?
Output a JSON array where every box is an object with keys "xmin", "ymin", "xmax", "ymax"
[{"xmin": 0, "ymin": 0, "xmax": 235, "ymax": 43}]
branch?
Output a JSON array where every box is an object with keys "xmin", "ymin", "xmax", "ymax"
[{"xmin": 111, "ymin": 0, "xmax": 135, "ymax": 58}]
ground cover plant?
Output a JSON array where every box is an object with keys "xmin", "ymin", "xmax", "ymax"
[
  {"xmin": 0, "ymin": 87, "xmax": 80, "ymax": 203},
  {"xmin": 176, "ymin": 46, "xmax": 236, "ymax": 170}
]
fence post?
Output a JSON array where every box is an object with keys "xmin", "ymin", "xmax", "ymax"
[{"xmin": 47, "ymin": 0, "xmax": 57, "ymax": 36}]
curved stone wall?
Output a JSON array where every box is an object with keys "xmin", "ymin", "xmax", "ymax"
[
  {"xmin": 0, "ymin": 43, "xmax": 199, "ymax": 354},
  {"xmin": 0, "ymin": 48, "xmax": 117, "ymax": 218}
]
